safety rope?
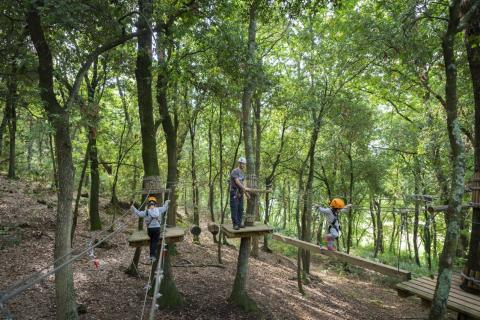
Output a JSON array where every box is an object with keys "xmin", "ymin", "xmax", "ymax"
[
  {"xmin": 139, "ymin": 261, "xmax": 154, "ymax": 320},
  {"xmin": 0, "ymin": 189, "xmax": 152, "ymax": 308}
]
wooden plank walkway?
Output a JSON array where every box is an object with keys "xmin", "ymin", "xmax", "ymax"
[
  {"xmin": 221, "ymin": 223, "xmax": 273, "ymax": 238},
  {"xmin": 272, "ymin": 233, "xmax": 411, "ymax": 281},
  {"xmin": 128, "ymin": 227, "xmax": 185, "ymax": 247},
  {"xmin": 397, "ymin": 274, "xmax": 480, "ymax": 319}
]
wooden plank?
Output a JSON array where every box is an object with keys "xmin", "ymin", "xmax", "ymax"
[
  {"xmin": 221, "ymin": 223, "xmax": 273, "ymax": 238},
  {"xmin": 411, "ymin": 277, "xmax": 480, "ymax": 308},
  {"xmin": 413, "ymin": 275, "xmax": 480, "ymax": 304},
  {"xmin": 396, "ymin": 282, "xmax": 480, "ymax": 319},
  {"xmin": 272, "ymin": 234, "xmax": 411, "ymax": 281},
  {"xmin": 128, "ymin": 227, "xmax": 185, "ymax": 247},
  {"xmin": 401, "ymin": 281, "xmax": 480, "ymax": 310}
]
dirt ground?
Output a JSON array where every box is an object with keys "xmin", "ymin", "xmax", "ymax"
[{"xmin": 0, "ymin": 175, "xmax": 454, "ymax": 319}]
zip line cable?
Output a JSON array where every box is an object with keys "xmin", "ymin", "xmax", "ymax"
[{"xmin": 0, "ymin": 189, "xmax": 153, "ymax": 309}]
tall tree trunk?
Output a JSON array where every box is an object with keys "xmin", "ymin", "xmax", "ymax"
[
  {"xmin": 371, "ymin": 199, "xmax": 378, "ymax": 257},
  {"xmin": 126, "ymin": 0, "xmax": 160, "ymax": 277},
  {"xmin": 111, "ymin": 79, "xmax": 133, "ymax": 205},
  {"xmin": 413, "ymin": 158, "xmax": 422, "ymax": 266},
  {"xmin": 263, "ymin": 117, "xmax": 287, "ymax": 251},
  {"xmin": 301, "ymin": 123, "xmax": 320, "ymax": 277},
  {"xmin": 71, "ymin": 141, "xmax": 91, "ymax": 245},
  {"xmin": 0, "ymin": 105, "xmax": 8, "ymax": 156},
  {"xmin": 189, "ymin": 116, "xmax": 200, "ymax": 243},
  {"xmin": 346, "ymin": 143, "xmax": 354, "ymax": 253},
  {"xmin": 430, "ymin": 1, "xmax": 466, "ymax": 317},
  {"xmin": 230, "ymin": 1, "xmax": 259, "ymax": 311},
  {"xmin": 251, "ymin": 95, "xmax": 261, "ymax": 258},
  {"xmin": 217, "ymin": 100, "xmax": 224, "ymax": 263},
  {"xmin": 157, "ymin": 57, "xmax": 178, "ymax": 228},
  {"xmin": 461, "ymin": 0, "xmax": 480, "ymax": 295},
  {"xmin": 208, "ymin": 119, "xmax": 217, "ymax": 241},
  {"xmin": 7, "ymin": 60, "xmax": 17, "ymax": 179},
  {"xmin": 155, "ymin": 17, "xmax": 183, "ymax": 310},
  {"xmin": 88, "ymin": 127, "xmax": 101, "ymax": 230},
  {"xmin": 27, "ymin": 119, "xmax": 33, "ymax": 171},
  {"xmin": 49, "ymin": 133, "xmax": 58, "ymax": 190},
  {"xmin": 27, "ymin": 8, "xmax": 78, "ymax": 319},
  {"xmin": 374, "ymin": 199, "xmax": 384, "ymax": 255}
]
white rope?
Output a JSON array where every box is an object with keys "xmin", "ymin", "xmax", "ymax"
[
  {"xmin": 0, "ymin": 189, "xmax": 152, "ymax": 307},
  {"xmin": 139, "ymin": 262, "xmax": 154, "ymax": 320},
  {"xmin": 461, "ymin": 272, "xmax": 480, "ymax": 285}
]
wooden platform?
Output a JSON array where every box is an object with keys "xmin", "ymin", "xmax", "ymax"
[
  {"xmin": 128, "ymin": 227, "xmax": 185, "ymax": 247},
  {"xmin": 221, "ymin": 223, "xmax": 273, "ymax": 238},
  {"xmin": 397, "ymin": 274, "xmax": 480, "ymax": 319},
  {"xmin": 272, "ymin": 234, "xmax": 411, "ymax": 281}
]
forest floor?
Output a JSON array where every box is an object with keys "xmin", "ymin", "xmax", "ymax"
[{"xmin": 0, "ymin": 174, "xmax": 457, "ymax": 319}]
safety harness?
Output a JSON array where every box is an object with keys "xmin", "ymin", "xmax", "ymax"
[
  {"xmin": 328, "ymin": 208, "xmax": 341, "ymax": 233},
  {"xmin": 145, "ymin": 208, "xmax": 160, "ymax": 227}
]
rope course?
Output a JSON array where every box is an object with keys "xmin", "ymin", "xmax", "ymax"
[{"xmin": 0, "ymin": 189, "xmax": 153, "ymax": 313}]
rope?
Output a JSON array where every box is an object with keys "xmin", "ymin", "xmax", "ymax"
[
  {"xmin": 139, "ymin": 263, "xmax": 154, "ymax": 320},
  {"xmin": 461, "ymin": 272, "xmax": 480, "ymax": 285},
  {"xmin": 0, "ymin": 189, "xmax": 152, "ymax": 307}
]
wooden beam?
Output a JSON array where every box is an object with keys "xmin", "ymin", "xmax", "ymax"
[
  {"xmin": 427, "ymin": 202, "xmax": 477, "ymax": 213},
  {"xmin": 272, "ymin": 234, "xmax": 411, "ymax": 281},
  {"xmin": 221, "ymin": 223, "xmax": 273, "ymax": 238},
  {"xmin": 128, "ymin": 227, "xmax": 185, "ymax": 247}
]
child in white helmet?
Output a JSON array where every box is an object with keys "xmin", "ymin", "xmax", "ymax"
[
  {"xmin": 131, "ymin": 196, "xmax": 170, "ymax": 262},
  {"xmin": 315, "ymin": 198, "xmax": 352, "ymax": 251}
]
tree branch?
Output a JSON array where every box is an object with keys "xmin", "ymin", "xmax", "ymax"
[{"xmin": 65, "ymin": 30, "xmax": 147, "ymax": 110}]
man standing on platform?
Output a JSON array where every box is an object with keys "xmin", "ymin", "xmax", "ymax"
[{"xmin": 230, "ymin": 157, "xmax": 251, "ymax": 230}]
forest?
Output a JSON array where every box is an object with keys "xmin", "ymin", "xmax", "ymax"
[{"xmin": 0, "ymin": 0, "xmax": 479, "ymax": 319}]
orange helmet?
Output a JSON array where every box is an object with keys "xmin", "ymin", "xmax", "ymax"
[
  {"xmin": 330, "ymin": 198, "xmax": 345, "ymax": 209},
  {"xmin": 148, "ymin": 196, "xmax": 157, "ymax": 203}
]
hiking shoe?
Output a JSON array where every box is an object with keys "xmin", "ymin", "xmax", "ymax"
[
  {"xmin": 239, "ymin": 224, "xmax": 245, "ymax": 228},
  {"xmin": 149, "ymin": 256, "xmax": 156, "ymax": 264},
  {"xmin": 233, "ymin": 225, "xmax": 240, "ymax": 230}
]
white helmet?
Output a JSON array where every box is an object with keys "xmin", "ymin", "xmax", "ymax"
[{"xmin": 238, "ymin": 156, "xmax": 247, "ymax": 164}]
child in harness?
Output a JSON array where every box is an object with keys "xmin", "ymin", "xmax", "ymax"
[
  {"xmin": 131, "ymin": 196, "xmax": 170, "ymax": 263},
  {"xmin": 315, "ymin": 198, "xmax": 352, "ymax": 251}
]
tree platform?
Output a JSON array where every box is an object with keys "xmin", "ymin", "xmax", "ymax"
[
  {"xmin": 221, "ymin": 223, "xmax": 273, "ymax": 238},
  {"xmin": 127, "ymin": 227, "xmax": 185, "ymax": 247},
  {"xmin": 272, "ymin": 233, "xmax": 411, "ymax": 281},
  {"xmin": 397, "ymin": 273, "xmax": 480, "ymax": 319}
]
